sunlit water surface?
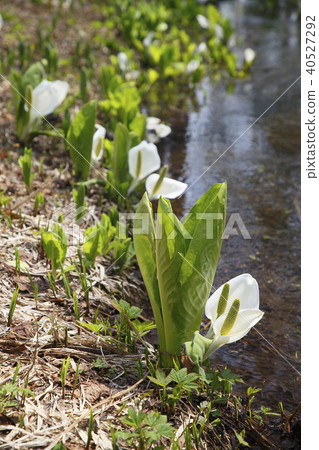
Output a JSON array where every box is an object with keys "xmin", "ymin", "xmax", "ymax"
[{"xmin": 154, "ymin": 0, "xmax": 300, "ymax": 412}]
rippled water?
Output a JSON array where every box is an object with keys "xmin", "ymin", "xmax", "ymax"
[{"xmin": 157, "ymin": 1, "xmax": 301, "ymax": 412}]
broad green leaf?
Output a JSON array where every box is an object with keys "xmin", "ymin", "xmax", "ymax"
[
  {"xmin": 122, "ymin": 408, "xmax": 145, "ymax": 428},
  {"xmin": 133, "ymin": 193, "xmax": 165, "ymax": 350},
  {"xmin": 129, "ymin": 113, "xmax": 146, "ymax": 141},
  {"xmin": 183, "ymin": 331, "xmax": 213, "ymax": 365},
  {"xmin": 21, "ymin": 62, "xmax": 46, "ymax": 92},
  {"xmin": 67, "ymin": 100, "xmax": 96, "ymax": 180},
  {"xmin": 100, "ymin": 214, "xmax": 116, "ymax": 253},
  {"xmin": 148, "ymin": 368, "xmax": 172, "ymax": 388},
  {"xmin": 52, "ymin": 223, "xmax": 68, "ymax": 258},
  {"xmin": 83, "ymin": 227, "xmax": 101, "ymax": 266},
  {"xmin": 156, "ymin": 197, "xmax": 188, "ymax": 356},
  {"xmin": 179, "ymin": 182, "xmax": 227, "ymax": 285},
  {"xmin": 172, "ymin": 183, "xmax": 226, "ymax": 347},
  {"xmin": 112, "ymin": 123, "xmax": 131, "ymax": 185}
]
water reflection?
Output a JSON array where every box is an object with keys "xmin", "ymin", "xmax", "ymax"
[{"xmin": 161, "ymin": 0, "xmax": 301, "ymax": 410}]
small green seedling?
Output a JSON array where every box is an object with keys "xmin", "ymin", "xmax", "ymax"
[
  {"xmin": 15, "ymin": 247, "xmax": 20, "ymax": 274},
  {"xmin": 110, "ymin": 222, "xmax": 134, "ymax": 274},
  {"xmin": 61, "ymin": 356, "xmax": 70, "ymax": 399},
  {"xmin": 72, "ymin": 183, "xmax": 87, "ymax": 224},
  {"xmin": 83, "ymin": 213, "xmax": 116, "ymax": 266},
  {"xmin": 73, "ymin": 291, "xmax": 81, "ymax": 321},
  {"xmin": 80, "ymin": 66, "xmax": 89, "ymax": 102},
  {"xmin": 0, "ymin": 191, "xmax": 11, "ymax": 211},
  {"xmin": 18, "ymin": 147, "xmax": 36, "ymax": 191},
  {"xmin": 8, "ymin": 287, "xmax": 19, "ymax": 326},
  {"xmin": 72, "ymin": 361, "xmax": 82, "ymax": 398},
  {"xmin": 60, "ymin": 264, "xmax": 71, "ymax": 298},
  {"xmin": 41, "ymin": 223, "xmax": 67, "ymax": 279},
  {"xmin": 34, "ymin": 193, "xmax": 45, "ymax": 214},
  {"xmin": 86, "ymin": 409, "xmax": 94, "ymax": 450}
]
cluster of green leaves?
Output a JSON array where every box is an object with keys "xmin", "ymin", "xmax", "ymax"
[
  {"xmin": 0, "ymin": 191, "xmax": 11, "ymax": 212},
  {"xmin": 149, "ymin": 367, "xmax": 200, "ymax": 410},
  {"xmin": 0, "ymin": 363, "xmax": 33, "ymax": 415},
  {"xmin": 200, "ymin": 367, "xmax": 244, "ymax": 403},
  {"xmin": 112, "ymin": 407, "xmax": 175, "ymax": 449},
  {"xmin": 133, "ymin": 182, "xmax": 227, "ymax": 366},
  {"xmin": 0, "ymin": 382, "xmax": 33, "ymax": 415},
  {"xmin": 99, "ymin": 81, "xmax": 145, "ymax": 134},
  {"xmin": 103, "ymin": 0, "xmax": 241, "ymax": 82},
  {"xmin": 114, "ymin": 299, "xmax": 156, "ymax": 348},
  {"xmin": 80, "ymin": 299, "xmax": 155, "ymax": 352},
  {"xmin": 60, "ymin": 356, "xmax": 70, "ymax": 399},
  {"xmin": 110, "ymin": 365, "xmax": 247, "ymax": 448},
  {"xmin": 41, "ymin": 222, "xmax": 67, "ymax": 279},
  {"xmin": 83, "ymin": 210, "xmax": 134, "ymax": 272},
  {"xmin": 18, "ymin": 147, "xmax": 36, "ymax": 191}
]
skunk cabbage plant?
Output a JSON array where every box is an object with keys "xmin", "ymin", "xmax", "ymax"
[
  {"xmin": 133, "ymin": 182, "xmax": 227, "ymax": 366},
  {"xmin": 13, "ymin": 63, "xmax": 69, "ymax": 143}
]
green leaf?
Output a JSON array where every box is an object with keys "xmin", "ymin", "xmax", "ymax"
[
  {"xmin": 122, "ymin": 408, "xmax": 145, "ymax": 429},
  {"xmin": 41, "ymin": 224, "xmax": 67, "ymax": 266},
  {"xmin": 155, "ymin": 197, "xmax": 189, "ymax": 357},
  {"xmin": 112, "ymin": 123, "xmax": 131, "ymax": 185},
  {"xmin": 129, "ymin": 113, "xmax": 146, "ymax": 141},
  {"xmin": 133, "ymin": 193, "xmax": 165, "ymax": 350},
  {"xmin": 235, "ymin": 430, "xmax": 250, "ymax": 447},
  {"xmin": 18, "ymin": 147, "xmax": 36, "ymax": 189},
  {"xmin": 172, "ymin": 182, "xmax": 227, "ymax": 349},
  {"xmin": 148, "ymin": 368, "xmax": 172, "ymax": 388},
  {"xmin": 169, "ymin": 368, "xmax": 199, "ymax": 390},
  {"xmin": 78, "ymin": 321, "xmax": 103, "ymax": 334},
  {"xmin": 180, "ymin": 181, "xmax": 227, "ymax": 275},
  {"xmin": 21, "ymin": 62, "xmax": 46, "ymax": 92},
  {"xmin": 183, "ymin": 331, "xmax": 213, "ymax": 365},
  {"xmin": 83, "ymin": 227, "xmax": 101, "ymax": 266},
  {"xmin": 67, "ymin": 100, "xmax": 97, "ymax": 180}
]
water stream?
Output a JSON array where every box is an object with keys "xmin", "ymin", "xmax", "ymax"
[{"xmin": 158, "ymin": 0, "xmax": 301, "ymax": 412}]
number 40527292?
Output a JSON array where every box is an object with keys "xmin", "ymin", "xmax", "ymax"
[{"xmin": 306, "ymin": 16, "xmax": 316, "ymax": 76}]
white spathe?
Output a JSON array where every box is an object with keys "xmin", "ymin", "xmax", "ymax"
[
  {"xmin": 118, "ymin": 52, "xmax": 130, "ymax": 72},
  {"xmin": 0, "ymin": 13, "xmax": 3, "ymax": 30},
  {"xmin": 244, "ymin": 48, "xmax": 256, "ymax": 64},
  {"xmin": 215, "ymin": 24, "xmax": 224, "ymax": 41},
  {"xmin": 26, "ymin": 79, "xmax": 69, "ymax": 128},
  {"xmin": 146, "ymin": 173, "xmax": 187, "ymax": 200},
  {"xmin": 195, "ymin": 42, "xmax": 208, "ymax": 54},
  {"xmin": 196, "ymin": 14, "xmax": 210, "ymax": 29},
  {"xmin": 91, "ymin": 124, "xmax": 106, "ymax": 162},
  {"xmin": 203, "ymin": 274, "xmax": 263, "ymax": 358},
  {"xmin": 186, "ymin": 59, "xmax": 200, "ymax": 74},
  {"xmin": 143, "ymin": 31, "xmax": 155, "ymax": 48},
  {"xmin": 128, "ymin": 141, "xmax": 161, "ymax": 194},
  {"xmin": 146, "ymin": 116, "xmax": 171, "ymax": 140},
  {"xmin": 155, "ymin": 123, "xmax": 171, "ymax": 138},
  {"xmin": 146, "ymin": 116, "xmax": 161, "ymax": 130},
  {"xmin": 205, "ymin": 274, "xmax": 260, "ymax": 323}
]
